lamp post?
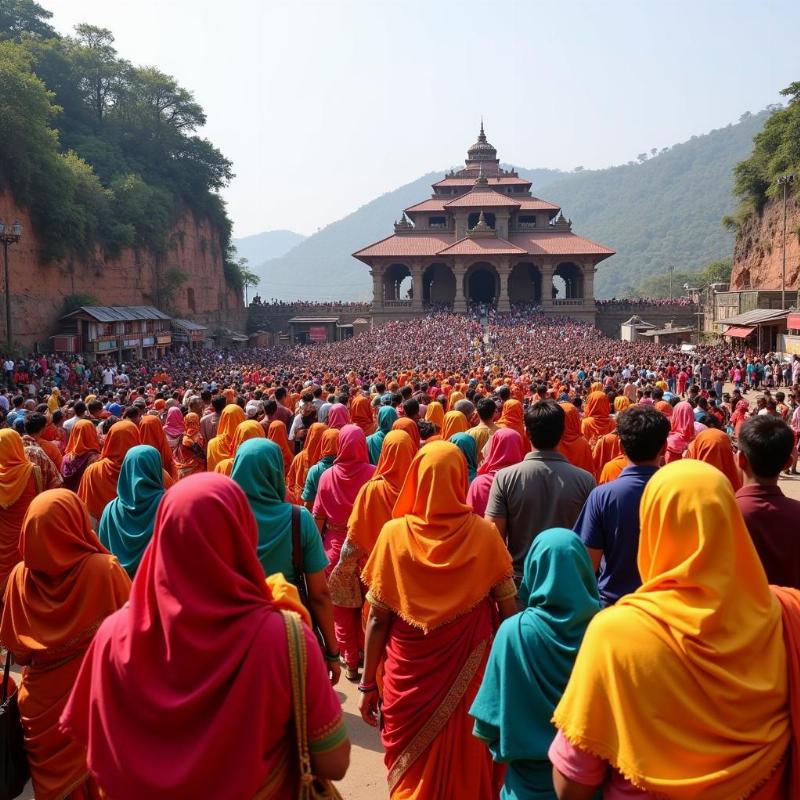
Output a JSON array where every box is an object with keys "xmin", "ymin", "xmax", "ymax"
[
  {"xmin": 0, "ymin": 220, "xmax": 23, "ymax": 349},
  {"xmin": 777, "ymin": 174, "xmax": 795, "ymax": 311}
]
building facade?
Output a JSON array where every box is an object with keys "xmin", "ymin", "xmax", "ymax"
[{"xmin": 354, "ymin": 124, "xmax": 614, "ymax": 322}]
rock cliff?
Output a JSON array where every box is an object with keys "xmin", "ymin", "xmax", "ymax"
[{"xmin": 731, "ymin": 194, "xmax": 800, "ymax": 291}]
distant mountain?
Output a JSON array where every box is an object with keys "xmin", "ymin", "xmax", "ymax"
[
  {"xmin": 250, "ymin": 111, "xmax": 769, "ymax": 300},
  {"xmin": 232, "ymin": 229, "xmax": 306, "ymax": 266}
]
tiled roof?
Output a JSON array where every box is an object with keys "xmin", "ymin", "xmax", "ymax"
[
  {"xmin": 438, "ymin": 237, "xmax": 527, "ymax": 256},
  {"xmin": 444, "ymin": 189, "xmax": 522, "ymax": 208},
  {"xmin": 62, "ymin": 305, "xmax": 171, "ymax": 322},
  {"xmin": 720, "ymin": 308, "xmax": 790, "ymax": 326},
  {"xmin": 353, "ymin": 233, "xmax": 454, "ymax": 259},
  {"xmin": 519, "ymin": 197, "xmax": 561, "ymax": 211},
  {"xmin": 434, "ymin": 176, "xmax": 531, "ymax": 187},
  {"xmin": 509, "ymin": 233, "xmax": 616, "ymax": 256},
  {"xmin": 404, "ymin": 199, "xmax": 447, "ymax": 213}
]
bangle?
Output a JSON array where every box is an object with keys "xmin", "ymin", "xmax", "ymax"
[
  {"xmin": 325, "ymin": 650, "xmax": 341, "ymax": 662},
  {"xmin": 357, "ymin": 682, "xmax": 378, "ymax": 693}
]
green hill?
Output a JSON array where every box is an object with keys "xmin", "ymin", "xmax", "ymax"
[{"xmin": 254, "ymin": 112, "xmax": 769, "ymax": 300}]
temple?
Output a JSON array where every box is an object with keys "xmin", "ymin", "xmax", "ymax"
[{"xmin": 354, "ymin": 123, "xmax": 614, "ymax": 322}]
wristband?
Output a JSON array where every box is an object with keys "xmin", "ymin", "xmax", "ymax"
[
  {"xmin": 325, "ymin": 650, "xmax": 341, "ymax": 662},
  {"xmin": 357, "ymin": 682, "xmax": 378, "ymax": 693}
]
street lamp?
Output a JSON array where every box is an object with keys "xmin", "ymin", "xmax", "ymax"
[
  {"xmin": 0, "ymin": 220, "xmax": 23, "ymax": 349},
  {"xmin": 777, "ymin": 174, "xmax": 795, "ymax": 311}
]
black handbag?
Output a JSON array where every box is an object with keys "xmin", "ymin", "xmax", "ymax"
[
  {"xmin": 0, "ymin": 651, "xmax": 29, "ymax": 800},
  {"xmin": 290, "ymin": 506, "xmax": 326, "ymax": 650}
]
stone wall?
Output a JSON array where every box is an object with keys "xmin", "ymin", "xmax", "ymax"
[
  {"xmin": 0, "ymin": 191, "xmax": 244, "ymax": 348},
  {"xmin": 731, "ymin": 194, "xmax": 800, "ymax": 291},
  {"xmin": 246, "ymin": 305, "xmax": 370, "ymax": 335},
  {"xmin": 595, "ymin": 305, "xmax": 699, "ymax": 338}
]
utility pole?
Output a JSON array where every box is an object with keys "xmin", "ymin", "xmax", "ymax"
[
  {"xmin": 777, "ymin": 174, "xmax": 795, "ymax": 310},
  {"xmin": 0, "ymin": 220, "xmax": 23, "ymax": 349}
]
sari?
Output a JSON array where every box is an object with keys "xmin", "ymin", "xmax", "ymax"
[
  {"xmin": 467, "ymin": 428, "xmax": 524, "ymax": 517},
  {"xmin": 591, "ymin": 432, "xmax": 622, "ymax": 480},
  {"xmin": 327, "ymin": 404, "xmax": 350, "ymax": 430},
  {"xmin": 351, "ymin": 394, "xmax": 376, "ymax": 436},
  {"xmin": 139, "ymin": 415, "xmax": 178, "ymax": 482},
  {"xmin": 214, "ymin": 420, "xmax": 266, "ymax": 478},
  {"xmin": 286, "ymin": 422, "xmax": 327, "ymax": 504},
  {"xmin": 731, "ymin": 399, "xmax": 751, "ymax": 437},
  {"xmin": 47, "ymin": 388, "xmax": 61, "ymax": 414},
  {"xmin": 162, "ymin": 406, "xmax": 185, "ymax": 451},
  {"xmin": 267, "ymin": 419, "xmax": 294, "ymax": 475},
  {"xmin": 301, "ymin": 429, "xmax": 339, "ymax": 507},
  {"xmin": 392, "ymin": 417, "xmax": 420, "ymax": 449},
  {"xmin": 173, "ymin": 413, "xmax": 205, "ymax": 479},
  {"xmin": 442, "ymin": 410, "xmax": 469, "ymax": 441},
  {"xmin": 557, "ymin": 403, "xmax": 594, "ymax": 474},
  {"xmin": 552, "ymin": 461, "xmax": 800, "ymax": 799},
  {"xmin": 470, "ymin": 529, "xmax": 600, "ymax": 800},
  {"xmin": 60, "ymin": 420, "xmax": 101, "ymax": 492},
  {"xmin": 450, "ymin": 432, "xmax": 478, "ymax": 485},
  {"xmin": 665, "ymin": 401, "xmax": 696, "ymax": 463},
  {"xmin": 205, "ymin": 404, "xmax": 246, "ymax": 472},
  {"xmin": 78, "ymin": 421, "xmax": 141, "ymax": 524},
  {"xmin": 423, "ymin": 402, "xmax": 444, "ymax": 441},
  {"xmin": 60, "ymin": 473, "xmax": 345, "ymax": 800},
  {"xmin": 98, "ymin": 446, "xmax": 165, "ymax": 577},
  {"xmin": 367, "ymin": 407, "xmax": 398, "ymax": 465},
  {"xmin": 362, "ymin": 442, "xmax": 515, "ymax": 799},
  {"xmin": 686, "ymin": 428, "xmax": 741, "ymax": 490},
  {"xmin": 497, "ymin": 400, "xmax": 529, "ymax": 452},
  {"xmin": 0, "ymin": 490, "xmax": 130, "ymax": 800},
  {"xmin": 447, "ymin": 391, "xmax": 465, "ymax": 412},
  {"xmin": 581, "ymin": 391, "xmax": 616, "ymax": 444}
]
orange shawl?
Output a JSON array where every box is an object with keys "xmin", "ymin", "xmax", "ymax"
[
  {"xmin": 442, "ymin": 410, "xmax": 469, "ymax": 441},
  {"xmin": 64, "ymin": 420, "xmax": 100, "ymax": 458},
  {"xmin": 591, "ymin": 432, "xmax": 622, "ymax": 480},
  {"xmin": 139, "ymin": 416, "xmax": 178, "ymax": 482},
  {"xmin": 686, "ymin": 428, "xmax": 741, "ymax": 491},
  {"xmin": 350, "ymin": 395, "xmax": 376, "ymax": 436},
  {"xmin": 557, "ymin": 402, "xmax": 594, "ymax": 474},
  {"xmin": 391, "ymin": 417, "xmax": 420, "ymax": 449},
  {"xmin": 214, "ymin": 420, "xmax": 266, "ymax": 478},
  {"xmin": 78, "ymin": 421, "xmax": 141, "ymax": 521},
  {"xmin": 498, "ymin": 399, "xmax": 530, "ymax": 453},
  {"xmin": 581, "ymin": 391, "xmax": 617, "ymax": 443},
  {"xmin": 599, "ymin": 453, "xmax": 628, "ymax": 484},
  {"xmin": 347, "ymin": 431, "xmax": 417, "ymax": 555},
  {"xmin": 446, "ymin": 391, "xmax": 465, "ymax": 412},
  {"xmin": 206, "ymin": 404, "xmax": 246, "ymax": 472},
  {"xmin": 0, "ymin": 429, "xmax": 35, "ymax": 509},
  {"xmin": 424, "ymin": 402, "xmax": 444, "ymax": 432},
  {"xmin": 286, "ymin": 423, "xmax": 327, "ymax": 503},
  {"xmin": 267, "ymin": 420, "xmax": 294, "ymax": 475},
  {"xmin": 362, "ymin": 441, "xmax": 513, "ymax": 632}
]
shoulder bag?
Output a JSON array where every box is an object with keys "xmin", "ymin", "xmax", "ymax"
[{"xmin": 291, "ymin": 507, "xmax": 325, "ymax": 650}]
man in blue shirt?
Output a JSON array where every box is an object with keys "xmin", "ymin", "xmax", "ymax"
[{"xmin": 574, "ymin": 405, "xmax": 670, "ymax": 606}]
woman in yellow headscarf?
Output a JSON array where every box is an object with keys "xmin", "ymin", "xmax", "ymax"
[
  {"xmin": 213, "ymin": 420, "xmax": 266, "ymax": 477},
  {"xmin": 359, "ymin": 442, "xmax": 517, "ymax": 799},
  {"xmin": 47, "ymin": 387, "xmax": 61, "ymax": 414},
  {"xmin": 205, "ymin": 403, "xmax": 246, "ymax": 472},
  {"xmin": 423, "ymin": 401, "xmax": 444, "ymax": 443},
  {"xmin": 550, "ymin": 460, "xmax": 800, "ymax": 799},
  {"xmin": 441, "ymin": 410, "xmax": 469, "ymax": 441}
]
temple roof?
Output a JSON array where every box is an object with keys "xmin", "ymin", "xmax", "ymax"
[
  {"xmin": 353, "ymin": 233, "xmax": 454, "ymax": 259},
  {"xmin": 509, "ymin": 232, "xmax": 615, "ymax": 256},
  {"xmin": 444, "ymin": 188, "xmax": 522, "ymax": 208},
  {"xmin": 438, "ymin": 236, "xmax": 527, "ymax": 256},
  {"xmin": 519, "ymin": 197, "xmax": 561, "ymax": 211},
  {"xmin": 404, "ymin": 198, "xmax": 447, "ymax": 213},
  {"xmin": 433, "ymin": 176, "xmax": 531, "ymax": 187}
]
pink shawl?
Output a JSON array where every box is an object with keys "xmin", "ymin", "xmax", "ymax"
[
  {"xmin": 665, "ymin": 401, "xmax": 696, "ymax": 463},
  {"xmin": 327, "ymin": 404, "xmax": 350, "ymax": 430},
  {"xmin": 467, "ymin": 428, "xmax": 525, "ymax": 516},
  {"xmin": 163, "ymin": 406, "xmax": 185, "ymax": 438}
]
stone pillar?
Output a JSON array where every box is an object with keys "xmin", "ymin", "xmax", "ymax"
[
  {"xmin": 498, "ymin": 260, "xmax": 511, "ymax": 312},
  {"xmin": 453, "ymin": 261, "xmax": 467, "ymax": 313},
  {"xmin": 411, "ymin": 262, "xmax": 423, "ymax": 311},
  {"xmin": 541, "ymin": 261, "xmax": 554, "ymax": 310},
  {"xmin": 371, "ymin": 265, "xmax": 383, "ymax": 310},
  {"xmin": 583, "ymin": 263, "xmax": 596, "ymax": 305}
]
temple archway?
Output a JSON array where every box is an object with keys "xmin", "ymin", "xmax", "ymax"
[
  {"xmin": 383, "ymin": 263, "xmax": 412, "ymax": 302},
  {"xmin": 466, "ymin": 262, "xmax": 499, "ymax": 305},
  {"xmin": 553, "ymin": 262, "xmax": 583, "ymax": 301},
  {"xmin": 509, "ymin": 262, "xmax": 542, "ymax": 305},
  {"xmin": 423, "ymin": 262, "xmax": 455, "ymax": 307}
]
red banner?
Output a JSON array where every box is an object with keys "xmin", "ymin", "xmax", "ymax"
[{"xmin": 309, "ymin": 326, "xmax": 327, "ymax": 342}]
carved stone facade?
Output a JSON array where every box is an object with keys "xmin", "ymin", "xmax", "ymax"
[{"xmin": 354, "ymin": 125, "xmax": 614, "ymax": 323}]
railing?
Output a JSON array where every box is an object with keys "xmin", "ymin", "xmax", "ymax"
[
  {"xmin": 383, "ymin": 299, "xmax": 413, "ymax": 308},
  {"xmin": 553, "ymin": 299, "xmax": 585, "ymax": 306}
]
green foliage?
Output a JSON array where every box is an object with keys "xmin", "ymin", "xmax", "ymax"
[
  {"xmin": 0, "ymin": 0, "xmax": 54, "ymax": 41},
  {"xmin": 159, "ymin": 266, "xmax": 188, "ymax": 313},
  {"xmin": 634, "ymin": 258, "xmax": 732, "ymax": 298},
  {"xmin": 62, "ymin": 292, "xmax": 98, "ymax": 314}
]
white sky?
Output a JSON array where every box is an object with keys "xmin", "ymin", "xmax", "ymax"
[{"xmin": 45, "ymin": 0, "xmax": 799, "ymax": 237}]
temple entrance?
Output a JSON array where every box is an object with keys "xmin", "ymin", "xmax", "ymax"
[
  {"xmin": 509, "ymin": 262, "xmax": 542, "ymax": 305},
  {"xmin": 383, "ymin": 263, "xmax": 412, "ymax": 302},
  {"xmin": 423, "ymin": 263, "xmax": 456, "ymax": 307},
  {"xmin": 553, "ymin": 262, "xmax": 583, "ymax": 301},
  {"xmin": 466, "ymin": 263, "xmax": 498, "ymax": 305}
]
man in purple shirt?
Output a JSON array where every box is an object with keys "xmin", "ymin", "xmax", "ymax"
[{"xmin": 735, "ymin": 415, "xmax": 800, "ymax": 589}]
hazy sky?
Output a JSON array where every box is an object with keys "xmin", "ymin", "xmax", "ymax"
[{"xmin": 45, "ymin": 0, "xmax": 798, "ymax": 238}]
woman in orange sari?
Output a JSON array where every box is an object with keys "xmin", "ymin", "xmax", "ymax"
[
  {"xmin": 205, "ymin": 404, "xmax": 245, "ymax": 472},
  {"xmin": 286, "ymin": 422, "xmax": 327, "ymax": 504},
  {"xmin": 497, "ymin": 399, "xmax": 530, "ymax": 453},
  {"xmin": 78, "ymin": 421, "xmax": 141, "ymax": 526},
  {"xmin": 591, "ymin": 432, "xmax": 622, "ymax": 480},
  {"xmin": 0, "ymin": 430, "xmax": 39, "ymax": 593},
  {"xmin": 139, "ymin": 415, "xmax": 178, "ymax": 482},
  {"xmin": 392, "ymin": 417, "xmax": 420, "ymax": 448},
  {"xmin": 686, "ymin": 427, "xmax": 741, "ymax": 490},
  {"xmin": 557, "ymin": 402, "xmax": 594, "ymax": 474},
  {"xmin": 214, "ymin": 420, "xmax": 266, "ymax": 478},
  {"xmin": 173, "ymin": 412, "xmax": 205, "ymax": 479},
  {"xmin": 350, "ymin": 394, "xmax": 376, "ymax": 436},
  {"xmin": 581, "ymin": 391, "xmax": 616, "ymax": 445},
  {"xmin": 423, "ymin": 402, "xmax": 444, "ymax": 442},
  {"xmin": 60, "ymin": 421, "xmax": 101, "ymax": 493},
  {"xmin": 0, "ymin": 490, "xmax": 130, "ymax": 800},
  {"xmin": 267, "ymin": 419, "xmax": 294, "ymax": 475},
  {"xmin": 442, "ymin": 410, "xmax": 469, "ymax": 441},
  {"xmin": 360, "ymin": 442, "xmax": 517, "ymax": 799}
]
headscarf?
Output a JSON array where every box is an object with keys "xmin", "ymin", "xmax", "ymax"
[
  {"xmin": 468, "ymin": 428, "xmax": 524, "ymax": 517},
  {"xmin": 362, "ymin": 441, "xmax": 513, "ymax": 633},
  {"xmin": 163, "ymin": 406, "xmax": 185, "ymax": 439},
  {"xmin": 266, "ymin": 419, "xmax": 293, "ymax": 475},
  {"xmin": 60, "ymin": 474, "xmax": 304, "ymax": 800},
  {"xmin": 446, "ymin": 391, "xmax": 465, "ymax": 412},
  {"xmin": 327, "ymin": 404, "xmax": 350, "ymax": 430},
  {"xmin": 497, "ymin": 399, "xmax": 527, "ymax": 448},
  {"xmin": 286, "ymin": 422, "xmax": 327, "ymax": 500},
  {"xmin": 655, "ymin": 400, "xmax": 673, "ymax": 418},
  {"xmin": 424, "ymin": 401, "xmax": 444, "ymax": 431},
  {"xmin": 591, "ymin": 432, "xmax": 622, "ymax": 480},
  {"xmin": 313, "ymin": 424, "xmax": 375, "ymax": 526},
  {"xmin": 686, "ymin": 428, "xmax": 741, "ymax": 490},
  {"xmin": 665, "ymin": 400, "xmax": 696, "ymax": 462},
  {"xmin": 449, "ymin": 432, "xmax": 478, "ymax": 484},
  {"xmin": 0, "ymin": 429, "xmax": 34, "ymax": 509},
  {"xmin": 581, "ymin": 391, "xmax": 616, "ymax": 441},
  {"xmin": 553, "ymin": 461, "xmax": 792, "ymax": 799},
  {"xmin": 470, "ymin": 529, "xmax": 599, "ymax": 765},
  {"xmin": 366, "ymin": 406, "xmax": 398, "ymax": 465},
  {"xmin": 391, "ymin": 417, "xmax": 420, "ymax": 449},
  {"xmin": 442, "ymin": 410, "xmax": 469, "ymax": 441},
  {"xmin": 347, "ymin": 431, "xmax": 417, "ymax": 555},
  {"xmin": 47, "ymin": 388, "xmax": 61, "ymax": 413},
  {"xmin": 78, "ymin": 421, "xmax": 141, "ymax": 521},
  {"xmin": 557, "ymin": 402, "xmax": 594, "ymax": 474},
  {"xmin": 139, "ymin": 415, "xmax": 178, "ymax": 481},
  {"xmin": 730, "ymin": 399, "xmax": 750, "ymax": 436},
  {"xmin": 613, "ymin": 396, "xmax": 630, "ymax": 414},
  {"xmin": 98, "ymin": 446, "xmax": 165, "ymax": 577},
  {"xmin": 318, "ymin": 403, "xmax": 332, "ymax": 424},
  {"xmin": 64, "ymin": 419, "xmax": 101, "ymax": 457},
  {"xmin": 350, "ymin": 394, "xmax": 376, "ymax": 436},
  {"xmin": 206, "ymin": 404, "xmax": 246, "ymax": 471}
]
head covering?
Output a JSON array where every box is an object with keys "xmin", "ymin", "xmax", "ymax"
[
  {"xmin": 446, "ymin": 391, "xmax": 465, "ymax": 412},
  {"xmin": 591, "ymin": 432, "xmax": 622, "ymax": 479},
  {"xmin": 442, "ymin": 410, "xmax": 469, "ymax": 441},
  {"xmin": 267, "ymin": 420, "xmax": 293, "ymax": 474},
  {"xmin": 449, "ymin": 432, "xmax": 478, "ymax": 484},
  {"xmin": 318, "ymin": 428, "xmax": 340, "ymax": 461},
  {"xmin": 470, "ymin": 529, "xmax": 599, "ymax": 765},
  {"xmin": 666, "ymin": 401, "xmax": 696, "ymax": 461},
  {"xmin": 350, "ymin": 394, "xmax": 375, "ymax": 435},
  {"xmin": 367, "ymin": 406, "xmax": 398, "ymax": 465},
  {"xmin": 98, "ymin": 445, "xmax": 165, "ymax": 577},
  {"xmin": 139, "ymin": 415, "xmax": 177, "ymax": 479},
  {"xmin": 206, "ymin": 404, "xmax": 246, "ymax": 471},
  {"xmin": 613, "ymin": 396, "xmax": 630, "ymax": 414},
  {"xmin": 581, "ymin": 391, "xmax": 616, "ymax": 441},
  {"xmin": 362, "ymin": 441, "xmax": 513, "ymax": 633},
  {"xmin": 285, "ymin": 422, "xmax": 327, "ymax": 501},
  {"xmin": 0, "ymin": 429, "xmax": 34, "ymax": 509},
  {"xmin": 47, "ymin": 388, "xmax": 61, "ymax": 414},
  {"xmin": 557, "ymin": 402, "xmax": 594, "ymax": 474},
  {"xmin": 183, "ymin": 412, "xmax": 200, "ymax": 442},
  {"xmin": 424, "ymin": 401, "xmax": 444, "ymax": 430},
  {"xmin": 497, "ymin": 399, "xmax": 528, "ymax": 450},
  {"xmin": 163, "ymin": 406, "xmax": 185, "ymax": 438},
  {"xmin": 65, "ymin": 419, "xmax": 101, "ymax": 457},
  {"xmin": 327, "ymin": 404, "xmax": 350, "ymax": 430},
  {"xmin": 468, "ymin": 426, "xmax": 523, "ymax": 515},
  {"xmin": 655, "ymin": 400, "xmax": 673, "ymax": 418},
  {"xmin": 553, "ymin": 461, "xmax": 791, "ymax": 799},
  {"xmin": 60, "ymin": 474, "xmax": 295, "ymax": 800},
  {"xmin": 317, "ymin": 403, "xmax": 332, "ymax": 424},
  {"xmin": 686, "ymin": 428, "xmax": 741, "ymax": 490},
  {"xmin": 391, "ymin": 417, "xmax": 420, "ymax": 449}
]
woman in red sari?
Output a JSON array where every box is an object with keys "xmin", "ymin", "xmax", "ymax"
[
  {"xmin": 139, "ymin": 415, "xmax": 178, "ymax": 482},
  {"xmin": 1, "ymin": 490, "xmax": 130, "ymax": 800},
  {"xmin": 60, "ymin": 473, "xmax": 350, "ymax": 800},
  {"xmin": 60, "ymin": 420, "xmax": 101, "ymax": 493},
  {"xmin": 360, "ymin": 442, "xmax": 517, "ymax": 799}
]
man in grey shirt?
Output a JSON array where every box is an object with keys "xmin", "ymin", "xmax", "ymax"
[{"xmin": 485, "ymin": 400, "xmax": 595, "ymax": 583}]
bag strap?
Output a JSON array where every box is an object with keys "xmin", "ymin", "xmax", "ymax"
[
  {"xmin": 291, "ymin": 505, "xmax": 303, "ymax": 580},
  {"xmin": 282, "ymin": 610, "xmax": 313, "ymax": 787},
  {"xmin": 2, "ymin": 649, "xmax": 11, "ymax": 703}
]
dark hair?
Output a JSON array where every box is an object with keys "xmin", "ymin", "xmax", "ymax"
[
  {"xmin": 524, "ymin": 400, "xmax": 564, "ymax": 450},
  {"xmin": 24, "ymin": 412, "xmax": 47, "ymax": 436},
  {"xmin": 477, "ymin": 397, "xmax": 496, "ymax": 422},
  {"xmin": 73, "ymin": 401, "xmax": 86, "ymax": 416},
  {"xmin": 201, "ymin": 390, "xmax": 212, "ymax": 403},
  {"xmin": 123, "ymin": 406, "xmax": 140, "ymax": 421},
  {"xmin": 417, "ymin": 420, "xmax": 435, "ymax": 440},
  {"xmin": 212, "ymin": 395, "xmax": 227, "ymax": 413},
  {"xmin": 402, "ymin": 398, "xmax": 420, "ymax": 419},
  {"xmin": 88, "ymin": 400, "xmax": 103, "ymax": 414},
  {"xmin": 497, "ymin": 385, "xmax": 511, "ymax": 401},
  {"xmin": 738, "ymin": 416, "xmax": 795, "ymax": 478},
  {"xmin": 616, "ymin": 406, "xmax": 669, "ymax": 463},
  {"xmin": 264, "ymin": 398, "xmax": 277, "ymax": 416},
  {"xmin": 275, "ymin": 386, "xmax": 287, "ymax": 400}
]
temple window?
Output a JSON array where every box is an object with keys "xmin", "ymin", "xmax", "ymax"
[{"xmin": 429, "ymin": 216, "xmax": 447, "ymax": 228}]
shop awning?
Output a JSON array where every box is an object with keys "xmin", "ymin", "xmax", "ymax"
[{"xmin": 725, "ymin": 325, "xmax": 755, "ymax": 338}]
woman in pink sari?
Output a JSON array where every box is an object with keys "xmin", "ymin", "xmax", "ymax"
[
  {"xmin": 467, "ymin": 428, "xmax": 524, "ymax": 516},
  {"xmin": 327, "ymin": 404, "xmax": 350, "ymax": 430},
  {"xmin": 162, "ymin": 406, "xmax": 185, "ymax": 453},
  {"xmin": 313, "ymin": 424, "xmax": 375, "ymax": 680},
  {"xmin": 665, "ymin": 400, "xmax": 697, "ymax": 463}
]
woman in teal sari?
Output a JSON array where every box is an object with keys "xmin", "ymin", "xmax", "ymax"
[
  {"xmin": 231, "ymin": 438, "xmax": 340, "ymax": 682},
  {"xmin": 98, "ymin": 445, "xmax": 165, "ymax": 577},
  {"xmin": 469, "ymin": 528, "xmax": 600, "ymax": 800},
  {"xmin": 366, "ymin": 406, "xmax": 398, "ymax": 466},
  {"xmin": 449, "ymin": 432, "xmax": 478, "ymax": 484}
]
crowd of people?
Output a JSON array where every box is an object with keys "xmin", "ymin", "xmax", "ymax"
[
  {"xmin": 594, "ymin": 296, "xmax": 697, "ymax": 308},
  {"xmin": 1, "ymin": 308, "xmax": 800, "ymax": 799}
]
